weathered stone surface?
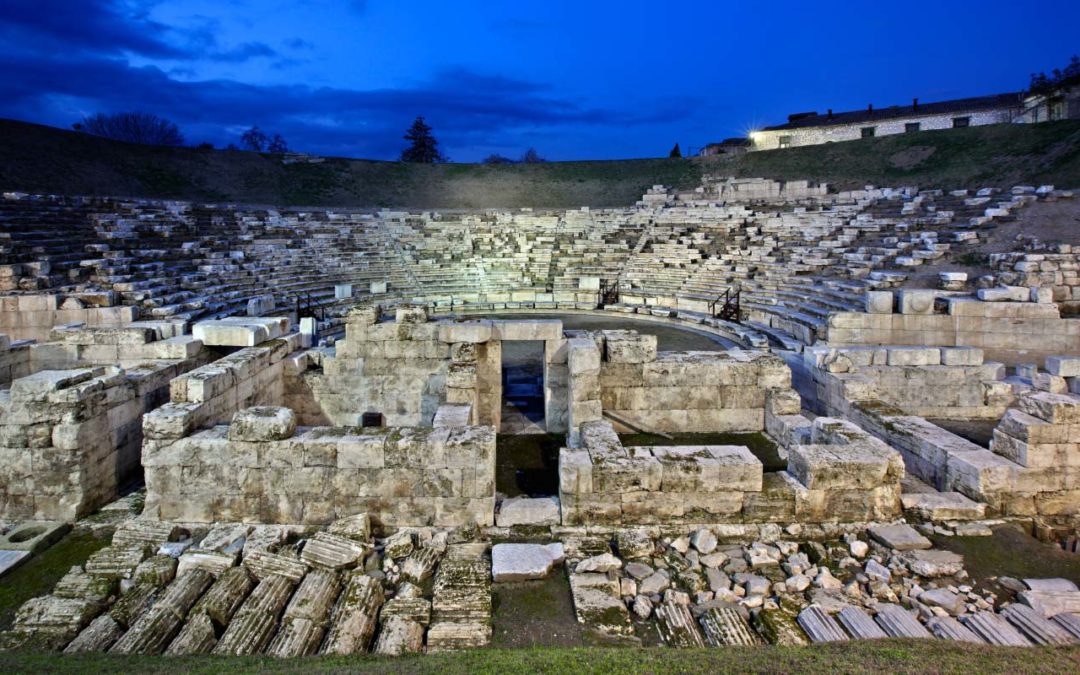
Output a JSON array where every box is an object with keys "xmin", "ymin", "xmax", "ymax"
[
  {"xmin": 243, "ymin": 549, "xmax": 308, "ymax": 582},
  {"xmin": 373, "ymin": 616, "xmax": 425, "ymax": 655},
  {"xmin": 400, "ymin": 546, "xmax": 442, "ymax": 584},
  {"xmin": 575, "ymin": 552, "xmax": 622, "ymax": 574},
  {"xmin": 213, "ymin": 574, "xmax": 297, "ymax": 655},
  {"xmin": 321, "ymin": 573, "xmax": 384, "ymax": 655},
  {"xmin": 655, "ymin": 601, "xmax": 705, "ymax": 647},
  {"xmin": 1001, "ymin": 603, "xmax": 1078, "ymax": 646},
  {"xmin": 901, "ymin": 549, "xmax": 964, "ymax": 578},
  {"xmin": 63, "ymin": 614, "xmax": 123, "ymax": 653},
  {"xmin": 496, "ymin": 496, "xmax": 560, "ymax": 527},
  {"xmin": 164, "ymin": 613, "xmax": 218, "ymax": 655},
  {"xmin": 1018, "ymin": 590, "xmax": 1080, "ymax": 616},
  {"xmin": 491, "ymin": 543, "xmax": 564, "ymax": 582},
  {"xmin": 961, "ymin": 611, "xmax": 1032, "ymax": 646},
  {"xmin": 110, "ymin": 569, "xmax": 215, "ymax": 654},
  {"xmin": 266, "ymin": 570, "xmax": 342, "ymax": 657},
  {"xmin": 568, "ymin": 573, "xmax": 632, "ymax": 636},
  {"xmin": 837, "ymin": 605, "xmax": 887, "ymax": 639},
  {"xmin": 919, "ymin": 588, "xmax": 965, "ymax": 616},
  {"xmin": 698, "ymin": 606, "xmax": 760, "ymax": 646},
  {"xmin": 326, "ymin": 514, "xmax": 372, "ymax": 542},
  {"xmin": 867, "ymin": 524, "xmax": 932, "ymax": 551},
  {"xmin": 797, "ymin": 605, "xmax": 849, "ymax": 642},
  {"xmin": 188, "ymin": 566, "xmax": 254, "ymax": 629},
  {"xmin": 300, "ymin": 532, "xmax": 369, "ymax": 570},
  {"xmin": 874, "ymin": 604, "xmax": 931, "ymax": 639},
  {"xmin": 927, "ymin": 615, "xmax": 983, "ymax": 643},
  {"xmin": 229, "ymin": 406, "xmax": 297, "ymax": 441}
]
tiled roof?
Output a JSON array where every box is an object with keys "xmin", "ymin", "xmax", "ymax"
[{"xmin": 762, "ymin": 92, "xmax": 1023, "ymax": 131}]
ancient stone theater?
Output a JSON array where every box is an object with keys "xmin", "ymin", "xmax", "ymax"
[{"xmin": 1, "ymin": 176, "xmax": 1079, "ymax": 654}]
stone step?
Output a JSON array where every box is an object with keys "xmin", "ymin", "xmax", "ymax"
[
  {"xmin": 1051, "ymin": 613, "xmax": 1080, "ymax": 640},
  {"xmin": 836, "ymin": 605, "xmax": 888, "ymax": 640},
  {"xmin": 1001, "ymin": 604, "xmax": 1078, "ymax": 646},
  {"xmin": 873, "ymin": 604, "xmax": 932, "ymax": 639},
  {"xmin": 797, "ymin": 605, "xmax": 849, "ymax": 643},
  {"xmin": 960, "ymin": 611, "xmax": 1032, "ymax": 646},
  {"xmin": 926, "ymin": 616, "xmax": 984, "ymax": 643}
]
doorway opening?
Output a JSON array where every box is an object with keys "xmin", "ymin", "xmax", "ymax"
[{"xmin": 500, "ymin": 340, "xmax": 545, "ymax": 434}]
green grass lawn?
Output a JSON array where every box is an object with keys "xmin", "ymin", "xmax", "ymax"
[
  {"xmin": 1, "ymin": 641, "xmax": 1078, "ymax": 674},
  {"xmin": 0, "ymin": 531, "xmax": 109, "ymax": 631}
]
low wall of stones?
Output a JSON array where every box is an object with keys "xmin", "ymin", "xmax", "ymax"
[
  {"xmin": 850, "ymin": 392, "xmax": 1080, "ymax": 521},
  {"xmin": 0, "ymin": 326, "xmax": 209, "ymax": 520},
  {"xmin": 0, "ymin": 294, "xmax": 137, "ymax": 343},
  {"xmin": 143, "ymin": 335, "xmax": 301, "ymax": 441},
  {"xmin": 1, "ymin": 365, "xmax": 182, "ymax": 520},
  {"xmin": 143, "ymin": 405, "xmax": 496, "ymax": 528},
  {"xmin": 596, "ymin": 332, "xmax": 791, "ymax": 433},
  {"xmin": 989, "ymin": 250, "xmax": 1080, "ymax": 311},
  {"xmin": 826, "ymin": 294, "xmax": 1080, "ymax": 364},
  {"xmin": 559, "ymin": 418, "xmax": 903, "ymax": 526},
  {"xmin": 0, "ymin": 334, "xmax": 31, "ymax": 384},
  {"xmin": 794, "ymin": 344, "xmax": 1012, "ymax": 420}
]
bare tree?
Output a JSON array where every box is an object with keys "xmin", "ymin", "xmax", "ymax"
[
  {"xmin": 241, "ymin": 126, "xmax": 269, "ymax": 152},
  {"xmin": 73, "ymin": 112, "xmax": 184, "ymax": 146},
  {"xmin": 521, "ymin": 147, "xmax": 545, "ymax": 163},
  {"xmin": 267, "ymin": 134, "xmax": 289, "ymax": 154}
]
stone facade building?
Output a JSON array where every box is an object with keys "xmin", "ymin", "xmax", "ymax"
[{"xmin": 750, "ymin": 93, "xmax": 1024, "ymax": 151}]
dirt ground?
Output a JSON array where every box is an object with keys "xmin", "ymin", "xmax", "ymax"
[{"xmin": 901, "ymin": 199, "xmax": 1080, "ymax": 288}]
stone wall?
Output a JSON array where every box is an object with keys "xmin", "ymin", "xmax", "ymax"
[
  {"xmin": 795, "ymin": 344, "xmax": 1012, "ymax": 420},
  {"xmin": 143, "ymin": 405, "xmax": 496, "ymax": 528},
  {"xmin": 559, "ymin": 418, "xmax": 903, "ymax": 526},
  {"xmin": 0, "ymin": 326, "xmax": 208, "ymax": 520},
  {"xmin": 143, "ymin": 334, "xmax": 301, "ymax": 441},
  {"xmin": 597, "ymin": 332, "xmax": 791, "ymax": 433},
  {"xmin": 989, "ymin": 250, "xmax": 1080, "ymax": 311},
  {"xmin": 826, "ymin": 294, "xmax": 1080, "ymax": 364},
  {"xmin": 0, "ymin": 294, "xmax": 137, "ymax": 343}
]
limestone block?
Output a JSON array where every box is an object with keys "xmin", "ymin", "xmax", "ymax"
[
  {"xmin": 604, "ymin": 333, "xmax": 657, "ymax": 364},
  {"xmin": 300, "ymin": 532, "xmax": 369, "ymax": 570},
  {"xmin": 864, "ymin": 291, "xmax": 894, "ymax": 314},
  {"xmin": 10, "ymin": 369, "xmax": 96, "ymax": 401},
  {"xmin": 395, "ymin": 305, "xmax": 428, "ymax": 324},
  {"xmin": 492, "ymin": 543, "xmax": 565, "ymax": 581},
  {"xmin": 228, "ymin": 406, "xmax": 297, "ymax": 441},
  {"xmin": 189, "ymin": 566, "xmax": 255, "ymax": 628},
  {"xmin": 213, "ymin": 574, "xmax": 297, "ymax": 656},
  {"xmin": 788, "ymin": 443, "xmax": 898, "ymax": 490},
  {"xmin": 940, "ymin": 347, "xmax": 983, "ymax": 366},
  {"xmin": 321, "ymin": 573, "xmax": 384, "ymax": 655},
  {"xmin": 438, "ymin": 320, "xmax": 492, "ymax": 344},
  {"xmin": 495, "ymin": 496, "xmax": 560, "ymax": 527},
  {"xmin": 1018, "ymin": 391, "xmax": 1080, "ymax": 424},
  {"xmin": 898, "ymin": 290, "xmax": 935, "ymax": 315},
  {"xmin": 977, "ymin": 286, "xmax": 1030, "ymax": 302},
  {"xmin": 193, "ymin": 317, "xmax": 289, "ymax": 347},
  {"xmin": 708, "ymin": 445, "xmax": 765, "ymax": 491},
  {"xmin": 559, "ymin": 448, "xmax": 593, "ymax": 495},
  {"xmin": 373, "ymin": 616, "xmax": 425, "ymax": 655},
  {"xmin": 1046, "ymin": 356, "xmax": 1080, "ymax": 378},
  {"xmin": 886, "ymin": 346, "xmax": 941, "ymax": 367},
  {"xmin": 997, "ymin": 408, "xmax": 1069, "ymax": 445},
  {"xmin": 345, "ymin": 305, "xmax": 380, "ymax": 327},
  {"xmin": 491, "ymin": 319, "xmax": 562, "ymax": 341},
  {"xmin": 164, "ymin": 613, "xmax": 217, "ymax": 655},
  {"xmin": 110, "ymin": 569, "xmax": 215, "ymax": 654}
]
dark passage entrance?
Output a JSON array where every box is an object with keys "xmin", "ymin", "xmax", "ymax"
[{"xmin": 500, "ymin": 340, "xmax": 545, "ymax": 433}]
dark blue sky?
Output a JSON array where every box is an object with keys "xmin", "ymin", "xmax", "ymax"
[{"xmin": 1, "ymin": 1, "xmax": 1077, "ymax": 161}]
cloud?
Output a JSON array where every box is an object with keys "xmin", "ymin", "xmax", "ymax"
[
  {"xmin": 0, "ymin": 1, "xmax": 697, "ymax": 160},
  {"xmin": 0, "ymin": 43, "xmax": 693, "ymax": 159}
]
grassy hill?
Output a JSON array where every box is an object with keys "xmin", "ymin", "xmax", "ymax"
[{"xmin": 1, "ymin": 118, "xmax": 1078, "ymax": 209}]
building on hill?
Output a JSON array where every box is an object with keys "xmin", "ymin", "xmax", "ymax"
[
  {"xmin": 1019, "ymin": 83, "xmax": 1080, "ymax": 123},
  {"xmin": 699, "ymin": 137, "xmax": 752, "ymax": 156},
  {"xmin": 748, "ymin": 92, "xmax": 1025, "ymax": 151}
]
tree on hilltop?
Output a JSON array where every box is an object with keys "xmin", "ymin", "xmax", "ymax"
[
  {"xmin": 669, "ymin": 143, "xmax": 682, "ymax": 158},
  {"xmin": 72, "ymin": 111, "xmax": 184, "ymax": 146},
  {"xmin": 401, "ymin": 116, "xmax": 447, "ymax": 163},
  {"xmin": 521, "ymin": 147, "xmax": 545, "ymax": 163},
  {"xmin": 241, "ymin": 126, "xmax": 269, "ymax": 152}
]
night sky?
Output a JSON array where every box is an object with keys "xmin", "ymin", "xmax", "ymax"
[{"xmin": 1, "ymin": 0, "xmax": 1077, "ymax": 162}]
